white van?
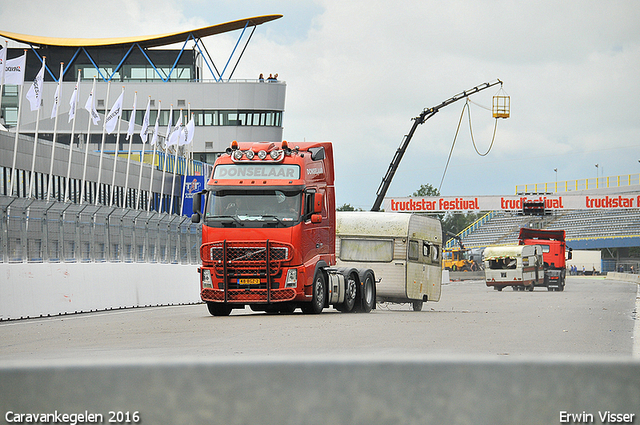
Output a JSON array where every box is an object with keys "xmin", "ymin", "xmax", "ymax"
[
  {"xmin": 483, "ymin": 245, "xmax": 543, "ymax": 291},
  {"xmin": 336, "ymin": 211, "xmax": 442, "ymax": 311}
]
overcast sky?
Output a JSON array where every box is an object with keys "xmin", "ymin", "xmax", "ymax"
[{"xmin": 1, "ymin": 0, "xmax": 639, "ymax": 209}]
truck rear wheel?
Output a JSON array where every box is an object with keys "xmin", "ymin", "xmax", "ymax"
[
  {"xmin": 336, "ymin": 272, "xmax": 357, "ymax": 313},
  {"xmin": 356, "ymin": 270, "xmax": 375, "ymax": 313},
  {"xmin": 207, "ymin": 302, "xmax": 232, "ymax": 317},
  {"xmin": 302, "ymin": 271, "xmax": 326, "ymax": 314},
  {"xmin": 412, "ymin": 300, "xmax": 424, "ymax": 311}
]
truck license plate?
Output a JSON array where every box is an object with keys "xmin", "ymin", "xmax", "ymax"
[{"xmin": 238, "ymin": 278, "xmax": 260, "ymax": 285}]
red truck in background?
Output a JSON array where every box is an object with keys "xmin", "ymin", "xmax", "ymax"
[
  {"xmin": 191, "ymin": 141, "xmax": 376, "ymax": 316},
  {"xmin": 518, "ymin": 228, "xmax": 572, "ymax": 291}
]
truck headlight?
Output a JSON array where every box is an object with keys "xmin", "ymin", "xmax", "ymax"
[
  {"xmin": 202, "ymin": 269, "xmax": 213, "ymax": 289},
  {"xmin": 285, "ymin": 269, "xmax": 297, "ymax": 288}
]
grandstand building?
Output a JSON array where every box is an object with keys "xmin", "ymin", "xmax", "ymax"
[{"xmin": 0, "ymin": 16, "xmax": 285, "ymax": 210}]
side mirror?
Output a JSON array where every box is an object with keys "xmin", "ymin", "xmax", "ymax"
[
  {"xmin": 567, "ymin": 248, "xmax": 573, "ymax": 260},
  {"xmin": 311, "ymin": 214, "xmax": 322, "ymax": 223},
  {"xmin": 313, "ymin": 192, "xmax": 323, "ymax": 213},
  {"xmin": 191, "ymin": 212, "xmax": 201, "ymax": 224},
  {"xmin": 192, "ymin": 190, "xmax": 204, "ymax": 214}
]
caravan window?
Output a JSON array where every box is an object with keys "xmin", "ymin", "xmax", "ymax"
[
  {"xmin": 408, "ymin": 240, "xmax": 420, "ymax": 261},
  {"xmin": 431, "ymin": 244, "xmax": 440, "ymax": 262},
  {"xmin": 340, "ymin": 239, "xmax": 394, "ymax": 262}
]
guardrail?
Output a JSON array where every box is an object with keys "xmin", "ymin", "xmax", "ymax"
[
  {"xmin": 0, "ymin": 196, "xmax": 201, "ymax": 264},
  {"xmin": 516, "ymin": 173, "xmax": 640, "ymax": 194}
]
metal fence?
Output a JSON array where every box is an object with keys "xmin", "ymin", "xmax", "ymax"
[{"xmin": 1, "ymin": 196, "xmax": 201, "ymax": 264}]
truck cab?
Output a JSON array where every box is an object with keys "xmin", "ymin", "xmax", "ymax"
[
  {"xmin": 518, "ymin": 228, "xmax": 570, "ymax": 291},
  {"xmin": 192, "ymin": 141, "xmax": 375, "ymax": 315}
]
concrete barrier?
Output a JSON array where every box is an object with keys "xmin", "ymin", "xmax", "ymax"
[
  {"xmin": 1, "ymin": 357, "xmax": 638, "ymax": 425},
  {"xmin": 606, "ymin": 272, "xmax": 640, "ymax": 284},
  {"xmin": 0, "ymin": 263, "xmax": 201, "ymax": 320}
]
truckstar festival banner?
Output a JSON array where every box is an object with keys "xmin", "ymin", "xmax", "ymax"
[{"xmin": 383, "ymin": 193, "xmax": 640, "ymax": 213}]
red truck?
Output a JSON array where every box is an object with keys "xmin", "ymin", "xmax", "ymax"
[
  {"xmin": 518, "ymin": 228, "xmax": 572, "ymax": 291},
  {"xmin": 191, "ymin": 141, "xmax": 376, "ymax": 316}
]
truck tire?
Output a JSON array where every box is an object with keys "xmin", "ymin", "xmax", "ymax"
[
  {"xmin": 207, "ymin": 302, "xmax": 232, "ymax": 317},
  {"xmin": 356, "ymin": 270, "xmax": 375, "ymax": 313},
  {"xmin": 302, "ymin": 270, "xmax": 326, "ymax": 314},
  {"xmin": 335, "ymin": 272, "xmax": 357, "ymax": 313},
  {"xmin": 412, "ymin": 300, "xmax": 424, "ymax": 311}
]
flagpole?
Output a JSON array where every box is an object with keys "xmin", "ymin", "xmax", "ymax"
[
  {"xmin": 136, "ymin": 95, "xmax": 150, "ymax": 210},
  {"xmin": 169, "ymin": 109, "xmax": 183, "ymax": 215},
  {"xmin": 80, "ymin": 77, "xmax": 97, "ymax": 204},
  {"xmin": 64, "ymin": 69, "xmax": 81, "ymax": 202},
  {"xmin": 109, "ymin": 86, "xmax": 125, "ymax": 207},
  {"xmin": 46, "ymin": 62, "xmax": 64, "ymax": 201},
  {"xmin": 179, "ymin": 111, "xmax": 193, "ymax": 216},
  {"xmin": 95, "ymin": 81, "xmax": 111, "ymax": 206},
  {"xmin": 147, "ymin": 101, "xmax": 160, "ymax": 213},
  {"xmin": 27, "ymin": 56, "xmax": 45, "ymax": 198},
  {"xmin": 8, "ymin": 51, "xmax": 28, "ymax": 197},
  {"xmin": 0, "ymin": 40, "xmax": 8, "ymax": 126},
  {"xmin": 123, "ymin": 91, "xmax": 137, "ymax": 208},
  {"xmin": 159, "ymin": 104, "xmax": 172, "ymax": 213}
]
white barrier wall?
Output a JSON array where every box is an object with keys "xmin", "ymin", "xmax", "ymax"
[
  {"xmin": 607, "ymin": 272, "xmax": 640, "ymax": 284},
  {"xmin": 0, "ymin": 263, "xmax": 201, "ymax": 320}
]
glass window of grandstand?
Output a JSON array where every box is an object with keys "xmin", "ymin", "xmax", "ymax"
[
  {"xmin": 128, "ymin": 66, "xmax": 191, "ymax": 82},
  {"xmin": 82, "ymin": 67, "xmax": 119, "ymax": 81}
]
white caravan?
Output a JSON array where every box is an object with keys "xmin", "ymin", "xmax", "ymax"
[
  {"xmin": 336, "ymin": 211, "xmax": 442, "ymax": 311},
  {"xmin": 483, "ymin": 245, "xmax": 544, "ymax": 291}
]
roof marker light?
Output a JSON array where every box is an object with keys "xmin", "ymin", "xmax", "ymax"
[
  {"xmin": 231, "ymin": 140, "xmax": 239, "ymax": 150},
  {"xmin": 245, "ymin": 150, "xmax": 255, "ymax": 160},
  {"xmin": 233, "ymin": 150, "xmax": 244, "ymax": 160},
  {"xmin": 270, "ymin": 150, "xmax": 282, "ymax": 160},
  {"xmin": 258, "ymin": 150, "xmax": 268, "ymax": 160}
]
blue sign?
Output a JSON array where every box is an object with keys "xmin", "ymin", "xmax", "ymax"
[{"xmin": 181, "ymin": 175, "xmax": 205, "ymax": 216}]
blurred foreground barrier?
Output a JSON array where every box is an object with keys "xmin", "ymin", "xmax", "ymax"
[{"xmin": 1, "ymin": 357, "xmax": 638, "ymax": 425}]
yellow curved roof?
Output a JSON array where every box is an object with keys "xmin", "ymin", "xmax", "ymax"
[{"xmin": 0, "ymin": 14, "xmax": 282, "ymax": 48}]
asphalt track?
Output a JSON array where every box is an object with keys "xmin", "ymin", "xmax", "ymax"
[{"xmin": 0, "ymin": 276, "xmax": 637, "ymax": 362}]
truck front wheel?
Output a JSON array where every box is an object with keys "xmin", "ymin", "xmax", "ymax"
[
  {"xmin": 302, "ymin": 271, "xmax": 326, "ymax": 314},
  {"xmin": 207, "ymin": 302, "xmax": 232, "ymax": 317}
]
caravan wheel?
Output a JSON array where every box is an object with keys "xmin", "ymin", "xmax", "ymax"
[{"xmin": 412, "ymin": 300, "xmax": 424, "ymax": 311}]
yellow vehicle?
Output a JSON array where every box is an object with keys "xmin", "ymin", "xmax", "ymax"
[
  {"xmin": 443, "ymin": 233, "xmax": 477, "ymax": 271},
  {"xmin": 442, "ymin": 247, "xmax": 476, "ymax": 271}
]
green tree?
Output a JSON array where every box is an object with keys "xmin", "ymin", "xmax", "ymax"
[
  {"xmin": 337, "ymin": 203, "xmax": 362, "ymax": 211},
  {"xmin": 412, "ymin": 183, "xmax": 440, "ymax": 197}
]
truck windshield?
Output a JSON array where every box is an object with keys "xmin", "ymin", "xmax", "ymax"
[{"xmin": 205, "ymin": 189, "xmax": 302, "ymax": 227}]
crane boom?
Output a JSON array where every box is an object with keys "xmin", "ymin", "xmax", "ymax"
[{"xmin": 371, "ymin": 79, "xmax": 503, "ymax": 212}]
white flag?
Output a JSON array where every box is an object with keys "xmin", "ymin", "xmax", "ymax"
[
  {"xmin": 4, "ymin": 53, "xmax": 26, "ymax": 85},
  {"xmin": 105, "ymin": 90, "xmax": 124, "ymax": 134},
  {"xmin": 126, "ymin": 92, "xmax": 137, "ymax": 140},
  {"xmin": 180, "ymin": 114, "xmax": 195, "ymax": 146},
  {"xmin": 68, "ymin": 72, "xmax": 80, "ymax": 122},
  {"xmin": 0, "ymin": 45, "xmax": 6, "ymax": 83},
  {"xmin": 167, "ymin": 113, "xmax": 182, "ymax": 147},
  {"xmin": 164, "ymin": 106, "xmax": 173, "ymax": 146},
  {"xmin": 26, "ymin": 60, "xmax": 45, "ymax": 111},
  {"xmin": 50, "ymin": 83, "xmax": 60, "ymax": 119},
  {"xmin": 150, "ymin": 106, "xmax": 160, "ymax": 147},
  {"xmin": 139, "ymin": 96, "xmax": 151, "ymax": 143},
  {"xmin": 84, "ymin": 88, "xmax": 100, "ymax": 125}
]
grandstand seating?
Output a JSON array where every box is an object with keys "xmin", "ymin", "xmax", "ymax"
[{"xmin": 461, "ymin": 209, "xmax": 640, "ymax": 249}]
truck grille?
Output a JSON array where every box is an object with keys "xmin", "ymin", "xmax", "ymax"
[
  {"xmin": 201, "ymin": 240, "xmax": 293, "ymax": 277},
  {"xmin": 200, "ymin": 240, "xmax": 295, "ymax": 302}
]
